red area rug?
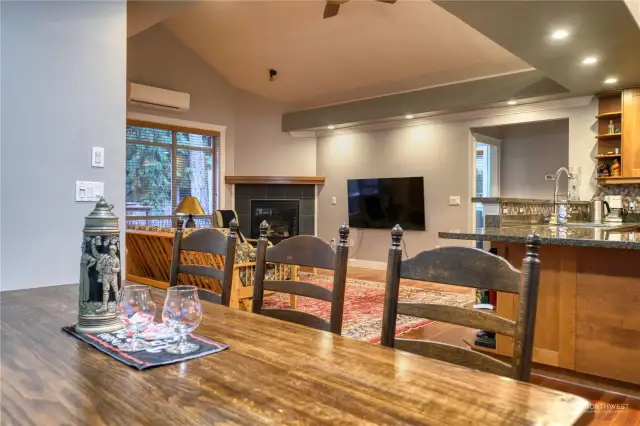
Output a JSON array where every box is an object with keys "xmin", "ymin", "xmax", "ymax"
[{"xmin": 262, "ymin": 274, "xmax": 473, "ymax": 343}]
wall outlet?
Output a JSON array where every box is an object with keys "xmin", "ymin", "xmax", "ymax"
[
  {"xmin": 349, "ymin": 238, "xmax": 354, "ymax": 247},
  {"xmin": 330, "ymin": 238, "xmax": 336, "ymax": 247},
  {"xmin": 448, "ymin": 196, "xmax": 461, "ymax": 206},
  {"xmin": 331, "ymin": 197, "xmax": 337, "ymax": 205},
  {"xmin": 544, "ymin": 174, "xmax": 555, "ymax": 181}
]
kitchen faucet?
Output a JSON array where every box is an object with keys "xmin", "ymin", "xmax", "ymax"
[{"xmin": 551, "ymin": 167, "xmax": 574, "ymax": 225}]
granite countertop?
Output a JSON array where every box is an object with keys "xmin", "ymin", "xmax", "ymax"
[
  {"xmin": 439, "ymin": 224, "xmax": 640, "ymax": 250},
  {"xmin": 471, "ymin": 197, "xmax": 590, "ymax": 205}
]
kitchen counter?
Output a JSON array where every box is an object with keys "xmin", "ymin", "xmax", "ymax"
[
  {"xmin": 471, "ymin": 197, "xmax": 590, "ymax": 205},
  {"xmin": 439, "ymin": 224, "xmax": 640, "ymax": 386},
  {"xmin": 439, "ymin": 223, "xmax": 640, "ymax": 250}
]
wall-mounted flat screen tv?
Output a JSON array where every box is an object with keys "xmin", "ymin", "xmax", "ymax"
[{"xmin": 347, "ymin": 177, "xmax": 426, "ymax": 230}]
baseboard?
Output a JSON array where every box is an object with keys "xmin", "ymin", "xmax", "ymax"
[{"xmin": 348, "ymin": 259, "xmax": 387, "ymax": 271}]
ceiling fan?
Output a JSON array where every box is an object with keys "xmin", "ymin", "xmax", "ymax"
[{"xmin": 323, "ymin": 0, "xmax": 398, "ymax": 19}]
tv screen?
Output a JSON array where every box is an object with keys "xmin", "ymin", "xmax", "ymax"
[{"xmin": 347, "ymin": 177, "xmax": 426, "ymax": 230}]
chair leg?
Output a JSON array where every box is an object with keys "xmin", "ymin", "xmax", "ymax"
[
  {"xmin": 229, "ymin": 269, "xmax": 241, "ymax": 309},
  {"xmin": 289, "ymin": 294, "xmax": 298, "ymax": 309}
]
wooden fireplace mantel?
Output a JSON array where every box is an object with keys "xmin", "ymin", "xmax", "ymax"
[{"xmin": 225, "ymin": 176, "xmax": 325, "ymax": 185}]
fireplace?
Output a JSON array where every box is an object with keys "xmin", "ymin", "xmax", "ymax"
[
  {"xmin": 235, "ymin": 184, "xmax": 315, "ymax": 240},
  {"xmin": 250, "ymin": 199, "xmax": 300, "ymax": 243}
]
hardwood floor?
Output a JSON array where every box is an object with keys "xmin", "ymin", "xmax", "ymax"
[{"xmin": 319, "ymin": 266, "xmax": 640, "ymax": 425}]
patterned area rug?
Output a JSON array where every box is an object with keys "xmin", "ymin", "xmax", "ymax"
[{"xmin": 262, "ymin": 274, "xmax": 474, "ymax": 342}]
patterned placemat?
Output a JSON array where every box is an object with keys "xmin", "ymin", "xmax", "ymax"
[{"xmin": 62, "ymin": 323, "xmax": 228, "ymax": 370}]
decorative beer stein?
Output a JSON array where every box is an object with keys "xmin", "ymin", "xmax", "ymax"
[{"xmin": 76, "ymin": 197, "xmax": 123, "ymax": 333}]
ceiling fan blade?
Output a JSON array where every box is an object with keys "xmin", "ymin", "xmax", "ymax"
[
  {"xmin": 323, "ymin": 3, "xmax": 340, "ymax": 18},
  {"xmin": 323, "ymin": 1, "xmax": 348, "ymax": 19}
]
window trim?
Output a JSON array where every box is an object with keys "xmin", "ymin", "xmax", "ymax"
[{"xmin": 126, "ymin": 116, "xmax": 224, "ymax": 226}]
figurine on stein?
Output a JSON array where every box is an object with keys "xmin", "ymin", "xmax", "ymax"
[{"xmin": 76, "ymin": 197, "xmax": 123, "ymax": 333}]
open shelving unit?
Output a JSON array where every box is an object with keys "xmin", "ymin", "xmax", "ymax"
[
  {"xmin": 596, "ymin": 111, "xmax": 622, "ymax": 120},
  {"xmin": 595, "ymin": 91, "xmax": 623, "ymax": 180}
]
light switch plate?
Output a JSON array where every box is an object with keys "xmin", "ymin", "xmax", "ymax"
[
  {"xmin": 448, "ymin": 196, "xmax": 461, "ymax": 206},
  {"xmin": 92, "ymin": 147, "xmax": 105, "ymax": 168},
  {"xmin": 331, "ymin": 197, "xmax": 337, "ymax": 205},
  {"xmin": 76, "ymin": 181, "xmax": 104, "ymax": 202}
]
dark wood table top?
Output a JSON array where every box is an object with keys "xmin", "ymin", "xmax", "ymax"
[{"xmin": 1, "ymin": 284, "xmax": 590, "ymax": 425}]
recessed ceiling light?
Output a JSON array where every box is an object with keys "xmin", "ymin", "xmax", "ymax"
[
  {"xmin": 405, "ymin": 114, "xmax": 414, "ymax": 119},
  {"xmin": 507, "ymin": 100, "xmax": 518, "ymax": 105},
  {"xmin": 604, "ymin": 77, "xmax": 618, "ymax": 84},
  {"xmin": 327, "ymin": 125, "xmax": 335, "ymax": 130},
  {"xmin": 551, "ymin": 29, "xmax": 569, "ymax": 40},
  {"xmin": 582, "ymin": 57, "xmax": 598, "ymax": 65}
]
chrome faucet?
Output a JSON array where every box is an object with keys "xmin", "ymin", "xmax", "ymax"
[{"xmin": 552, "ymin": 167, "xmax": 574, "ymax": 225}]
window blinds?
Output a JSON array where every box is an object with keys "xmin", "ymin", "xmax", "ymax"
[{"xmin": 126, "ymin": 121, "xmax": 220, "ymax": 227}]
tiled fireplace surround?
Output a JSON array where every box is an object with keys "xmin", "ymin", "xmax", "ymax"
[{"xmin": 234, "ymin": 184, "xmax": 316, "ymax": 238}]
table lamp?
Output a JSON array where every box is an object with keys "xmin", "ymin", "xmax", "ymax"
[{"xmin": 175, "ymin": 196, "xmax": 205, "ymax": 228}]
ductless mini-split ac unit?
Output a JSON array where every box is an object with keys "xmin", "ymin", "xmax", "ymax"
[{"xmin": 127, "ymin": 82, "xmax": 191, "ymax": 112}]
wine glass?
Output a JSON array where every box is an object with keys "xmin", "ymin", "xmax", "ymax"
[
  {"xmin": 117, "ymin": 285, "xmax": 156, "ymax": 352},
  {"xmin": 162, "ymin": 286, "xmax": 203, "ymax": 355}
]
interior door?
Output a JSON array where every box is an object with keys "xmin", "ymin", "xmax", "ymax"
[{"xmin": 622, "ymin": 88, "xmax": 640, "ymax": 177}]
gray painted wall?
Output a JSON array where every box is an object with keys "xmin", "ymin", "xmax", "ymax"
[
  {"xmin": 1, "ymin": 1, "xmax": 127, "ymax": 290},
  {"xmin": 499, "ymin": 120, "xmax": 569, "ymax": 199},
  {"xmin": 316, "ymin": 99, "xmax": 596, "ymax": 263},
  {"xmin": 127, "ymin": 24, "xmax": 316, "ymax": 208},
  {"xmin": 317, "ymin": 123, "xmax": 473, "ymax": 263}
]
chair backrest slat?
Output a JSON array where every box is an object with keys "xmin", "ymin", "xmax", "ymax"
[
  {"xmin": 265, "ymin": 236, "xmax": 336, "ymax": 270},
  {"xmin": 261, "ymin": 308, "xmax": 331, "ymax": 332},
  {"xmin": 400, "ymin": 247, "xmax": 521, "ymax": 294},
  {"xmin": 169, "ymin": 218, "xmax": 238, "ymax": 307},
  {"xmin": 179, "ymin": 265, "xmax": 225, "ymax": 282},
  {"xmin": 397, "ymin": 302, "xmax": 516, "ymax": 337},
  {"xmin": 252, "ymin": 221, "xmax": 350, "ymax": 335},
  {"xmin": 382, "ymin": 224, "xmax": 541, "ymax": 382},
  {"xmin": 197, "ymin": 291, "xmax": 222, "ymax": 305},
  {"xmin": 264, "ymin": 280, "xmax": 333, "ymax": 302},
  {"xmin": 394, "ymin": 338, "xmax": 513, "ymax": 377},
  {"xmin": 179, "ymin": 228, "xmax": 228, "ymax": 254}
]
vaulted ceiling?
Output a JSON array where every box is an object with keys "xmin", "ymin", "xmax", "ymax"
[{"xmin": 161, "ymin": 1, "xmax": 531, "ymax": 108}]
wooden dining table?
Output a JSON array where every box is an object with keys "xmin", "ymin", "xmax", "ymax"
[{"xmin": 1, "ymin": 284, "xmax": 590, "ymax": 425}]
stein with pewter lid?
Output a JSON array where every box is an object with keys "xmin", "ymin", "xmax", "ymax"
[{"xmin": 76, "ymin": 197, "xmax": 123, "ymax": 333}]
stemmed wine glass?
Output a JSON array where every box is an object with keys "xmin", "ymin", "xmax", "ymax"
[
  {"xmin": 162, "ymin": 286, "xmax": 203, "ymax": 355},
  {"xmin": 117, "ymin": 285, "xmax": 156, "ymax": 352}
]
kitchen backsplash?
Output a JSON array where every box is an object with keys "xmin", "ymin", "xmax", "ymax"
[
  {"xmin": 595, "ymin": 183, "xmax": 640, "ymax": 198},
  {"xmin": 595, "ymin": 184, "xmax": 640, "ymax": 220}
]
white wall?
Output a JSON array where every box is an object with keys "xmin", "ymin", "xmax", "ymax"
[
  {"xmin": 0, "ymin": 1, "xmax": 127, "ymax": 290},
  {"xmin": 234, "ymin": 90, "xmax": 316, "ymax": 177},
  {"xmin": 499, "ymin": 119, "xmax": 569, "ymax": 199},
  {"xmin": 317, "ymin": 97, "xmax": 597, "ymax": 263}
]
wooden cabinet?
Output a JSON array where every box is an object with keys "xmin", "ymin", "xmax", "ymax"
[
  {"xmin": 492, "ymin": 242, "xmax": 640, "ymax": 385},
  {"xmin": 596, "ymin": 87, "xmax": 640, "ymax": 184},
  {"xmin": 622, "ymin": 88, "xmax": 640, "ymax": 177}
]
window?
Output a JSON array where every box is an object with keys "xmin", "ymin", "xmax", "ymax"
[
  {"xmin": 475, "ymin": 142, "xmax": 491, "ymax": 228},
  {"xmin": 126, "ymin": 121, "xmax": 220, "ymax": 228}
]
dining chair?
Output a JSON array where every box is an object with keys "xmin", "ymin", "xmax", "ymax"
[
  {"xmin": 252, "ymin": 221, "xmax": 349, "ymax": 334},
  {"xmin": 169, "ymin": 217, "xmax": 238, "ymax": 306},
  {"xmin": 381, "ymin": 224, "xmax": 542, "ymax": 382}
]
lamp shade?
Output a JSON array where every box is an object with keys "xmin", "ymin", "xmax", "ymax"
[{"xmin": 175, "ymin": 196, "xmax": 205, "ymax": 215}]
